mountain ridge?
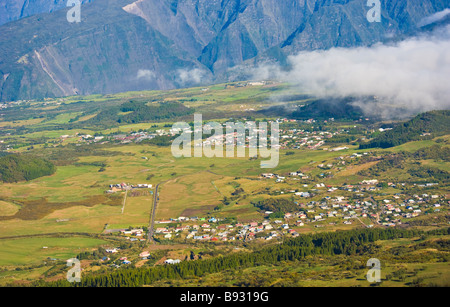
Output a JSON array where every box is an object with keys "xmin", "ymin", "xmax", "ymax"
[{"xmin": 0, "ymin": 0, "xmax": 449, "ymax": 101}]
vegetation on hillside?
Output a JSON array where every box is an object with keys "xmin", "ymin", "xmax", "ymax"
[
  {"xmin": 85, "ymin": 101, "xmax": 194, "ymax": 128},
  {"xmin": 292, "ymin": 98, "xmax": 365, "ymax": 120},
  {"xmin": 0, "ymin": 154, "xmax": 55, "ymax": 183},
  {"xmin": 252, "ymin": 198, "xmax": 298, "ymax": 215},
  {"xmin": 360, "ymin": 111, "xmax": 450, "ymax": 149}
]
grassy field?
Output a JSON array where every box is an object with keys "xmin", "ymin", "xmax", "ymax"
[
  {"xmin": 0, "ymin": 236, "xmax": 108, "ymax": 266},
  {"xmin": 0, "ymin": 201, "xmax": 20, "ymax": 216}
]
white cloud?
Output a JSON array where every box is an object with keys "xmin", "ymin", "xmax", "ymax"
[
  {"xmin": 252, "ymin": 25, "xmax": 450, "ymax": 118},
  {"xmin": 177, "ymin": 68, "xmax": 208, "ymax": 84},
  {"xmin": 418, "ymin": 8, "xmax": 450, "ymax": 27},
  {"xmin": 136, "ymin": 69, "xmax": 155, "ymax": 81}
]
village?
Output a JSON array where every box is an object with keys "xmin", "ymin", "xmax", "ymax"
[
  {"xmin": 149, "ymin": 189, "xmax": 446, "ymax": 241},
  {"xmin": 54, "ymin": 117, "xmax": 350, "ymax": 151},
  {"xmin": 0, "ymin": 114, "xmax": 370, "ymax": 154},
  {"xmin": 98, "ymin": 182, "xmax": 447, "ymax": 268},
  {"xmin": 100, "ymin": 175, "xmax": 447, "ymax": 266}
]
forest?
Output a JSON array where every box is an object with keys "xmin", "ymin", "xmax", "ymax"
[{"xmin": 0, "ymin": 154, "xmax": 56, "ymax": 183}]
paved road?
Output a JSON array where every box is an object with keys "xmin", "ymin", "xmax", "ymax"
[
  {"xmin": 121, "ymin": 189, "xmax": 128, "ymax": 214},
  {"xmin": 147, "ymin": 183, "xmax": 160, "ymax": 244}
]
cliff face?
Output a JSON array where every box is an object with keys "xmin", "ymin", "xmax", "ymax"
[{"xmin": 0, "ymin": 0, "xmax": 449, "ymax": 101}]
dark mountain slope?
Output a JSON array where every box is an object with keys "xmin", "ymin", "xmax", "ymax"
[
  {"xmin": 0, "ymin": 0, "xmax": 449, "ymax": 101},
  {"xmin": 0, "ymin": 0, "xmax": 200, "ymax": 100}
]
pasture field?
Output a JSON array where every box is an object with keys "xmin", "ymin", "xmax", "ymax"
[
  {"xmin": 0, "ymin": 236, "xmax": 108, "ymax": 266},
  {"xmin": 0, "ymin": 201, "xmax": 20, "ymax": 216}
]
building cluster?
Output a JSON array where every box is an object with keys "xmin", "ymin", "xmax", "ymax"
[
  {"xmin": 151, "ymin": 189, "xmax": 447, "ymax": 243},
  {"xmin": 107, "ymin": 183, "xmax": 153, "ymax": 193}
]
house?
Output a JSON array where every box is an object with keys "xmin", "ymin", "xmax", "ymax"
[
  {"xmin": 361, "ymin": 179, "xmax": 378, "ymax": 185},
  {"xmin": 155, "ymin": 228, "xmax": 166, "ymax": 233},
  {"xmin": 139, "ymin": 251, "xmax": 150, "ymax": 258},
  {"xmin": 158, "ymin": 220, "xmax": 172, "ymax": 224},
  {"xmin": 261, "ymin": 173, "xmax": 274, "ymax": 178}
]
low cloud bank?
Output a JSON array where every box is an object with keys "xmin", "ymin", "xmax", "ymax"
[{"xmin": 253, "ymin": 25, "xmax": 450, "ymax": 119}]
